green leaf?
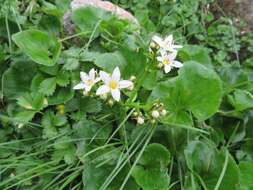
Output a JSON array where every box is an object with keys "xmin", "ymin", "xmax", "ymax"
[
  {"xmin": 82, "ymin": 147, "xmax": 138, "ymax": 190},
  {"xmin": 17, "ymin": 94, "xmax": 33, "ymax": 110},
  {"xmin": 17, "ymin": 92, "xmax": 47, "ymax": 111},
  {"xmin": 219, "ymin": 65, "xmax": 248, "ymax": 94},
  {"xmin": 184, "ymin": 141, "xmax": 239, "ymax": 190},
  {"xmin": 132, "ymin": 144, "xmax": 170, "ymax": 190},
  {"xmin": 72, "ymin": 6, "xmax": 112, "ymax": 32},
  {"xmin": 132, "ymin": 167, "xmax": 169, "ymax": 190},
  {"xmin": 3, "ymin": 60, "xmax": 37, "ymax": 99},
  {"xmin": 53, "ymin": 136, "xmax": 77, "ymax": 164},
  {"xmin": 39, "ymin": 77, "xmax": 57, "ymax": 96},
  {"xmin": 177, "ymin": 61, "xmax": 222, "ymax": 120},
  {"xmin": 142, "ymin": 71, "xmax": 158, "ymax": 90},
  {"xmin": 239, "ymin": 162, "xmax": 253, "ymax": 190},
  {"xmin": 94, "ymin": 51, "xmax": 127, "ymax": 72},
  {"xmin": 56, "ymin": 71, "xmax": 70, "ymax": 87},
  {"xmin": 12, "ymin": 29, "xmax": 62, "ymax": 66},
  {"xmin": 149, "ymin": 62, "xmax": 222, "ymax": 121},
  {"xmin": 14, "ymin": 110, "xmax": 36, "ymax": 123},
  {"xmin": 179, "ymin": 45, "xmax": 212, "ymax": 67},
  {"xmin": 139, "ymin": 143, "xmax": 170, "ymax": 167},
  {"xmin": 48, "ymin": 87, "xmax": 74, "ymax": 105},
  {"xmin": 228, "ymin": 90, "xmax": 253, "ymax": 111}
]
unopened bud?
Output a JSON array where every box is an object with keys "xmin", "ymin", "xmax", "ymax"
[
  {"xmin": 108, "ymin": 99, "xmax": 114, "ymax": 107},
  {"xmin": 150, "ymin": 41, "xmax": 157, "ymax": 49},
  {"xmin": 128, "ymin": 84, "xmax": 134, "ymax": 91},
  {"xmin": 157, "ymin": 63, "xmax": 163, "ymax": 68},
  {"xmin": 151, "ymin": 110, "xmax": 160, "ymax": 118},
  {"xmin": 137, "ymin": 117, "xmax": 145, "ymax": 125},
  {"xmin": 43, "ymin": 98, "xmax": 48, "ymax": 107},
  {"xmin": 133, "ymin": 111, "xmax": 139, "ymax": 117},
  {"xmin": 150, "ymin": 119, "xmax": 156, "ymax": 124},
  {"xmin": 18, "ymin": 124, "xmax": 24, "ymax": 129},
  {"xmin": 160, "ymin": 109, "xmax": 167, "ymax": 116},
  {"xmin": 100, "ymin": 93, "xmax": 108, "ymax": 100},
  {"xmin": 130, "ymin": 76, "xmax": 136, "ymax": 81},
  {"xmin": 83, "ymin": 91, "xmax": 89, "ymax": 96}
]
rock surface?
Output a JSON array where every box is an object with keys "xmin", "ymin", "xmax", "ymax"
[
  {"xmin": 219, "ymin": 0, "xmax": 253, "ymax": 30},
  {"xmin": 63, "ymin": 0, "xmax": 138, "ymax": 34}
]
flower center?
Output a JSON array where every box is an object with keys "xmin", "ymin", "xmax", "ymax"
[
  {"xmin": 109, "ymin": 81, "xmax": 118, "ymax": 90},
  {"xmin": 86, "ymin": 79, "xmax": 93, "ymax": 86},
  {"xmin": 163, "ymin": 59, "xmax": 170, "ymax": 65}
]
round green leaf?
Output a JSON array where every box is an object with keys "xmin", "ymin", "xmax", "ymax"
[{"xmin": 177, "ymin": 61, "xmax": 222, "ymax": 120}]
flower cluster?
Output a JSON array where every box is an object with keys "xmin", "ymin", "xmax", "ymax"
[
  {"xmin": 151, "ymin": 34, "xmax": 183, "ymax": 73},
  {"xmin": 132, "ymin": 102, "xmax": 167, "ymax": 125},
  {"xmin": 74, "ymin": 67, "xmax": 133, "ymax": 102}
]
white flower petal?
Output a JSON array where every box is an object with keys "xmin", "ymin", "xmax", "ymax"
[
  {"xmin": 89, "ymin": 68, "xmax": 96, "ymax": 80},
  {"xmin": 73, "ymin": 83, "xmax": 86, "ymax": 90},
  {"xmin": 94, "ymin": 77, "xmax": 101, "ymax": 83},
  {"xmin": 96, "ymin": 85, "xmax": 110, "ymax": 95},
  {"xmin": 157, "ymin": 56, "xmax": 163, "ymax": 62},
  {"xmin": 152, "ymin": 35, "xmax": 163, "ymax": 46},
  {"xmin": 111, "ymin": 89, "xmax": 121, "ymax": 102},
  {"xmin": 164, "ymin": 35, "xmax": 173, "ymax": 45},
  {"xmin": 112, "ymin": 67, "xmax": 121, "ymax": 82},
  {"xmin": 168, "ymin": 51, "xmax": 177, "ymax": 61},
  {"xmin": 85, "ymin": 85, "xmax": 92, "ymax": 92},
  {"xmin": 119, "ymin": 80, "xmax": 133, "ymax": 89},
  {"xmin": 100, "ymin": 71, "xmax": 111, "ymax": 84},
  {"xmin": 172, "ymin": 61, "xmax": 183, "ymax": 68},
  {"xmin": 80, "ymin": 72, "xmax": 89, "ymax": 82},
  {"xmin": 173, "ymin": 45, "xmax": 183, "ymax": 49},
  {"xmin": 164, "ymin": 65, "xmax": 172, "ymax": 73}
]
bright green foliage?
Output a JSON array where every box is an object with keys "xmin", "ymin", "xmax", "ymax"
[
  {"xmin": 1, "ymin": 0, "xmax": 253, "ymax": 189},
  {"xmin": 239, "ymin": 162, "xmax": 253, "ymax": 190},
  {"xmin": 72, "ymin": 6, "xmax": 112, "ymax": 32},
  {"xmin": 228, "ymin": 90, "xmax": 253, "ymax": 111},
  {"xmin": 185, "ymin": 141, "xmax": 239, "ymax": 190},
  {"xmin": 149, "ymin": 61, "xmax": 222, "ymax": 121},
  {"xmin": 132, "ymin": 144, "xmax": 170, "ymax": 190},
  {"xmin": 12, "ymin": 29, "xmax": 62, "ymax": 66}
]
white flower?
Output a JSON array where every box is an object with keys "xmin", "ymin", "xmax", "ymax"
[
  {"xmin": 157, "ymin": 51, "xmax": 183, "ymax": 73},
  {"xmin": 151, "ymin": 110, "xmax": 160, "ymax": 118},
  {"xmin": 152, "ymin": 34, "xmax": 182, "ymax": 53},
  {"xmin": 73, "ymin": 68, "xmax": 100, "ymax": 92},
  {"xmin": 96, "ymin": 67, "xmax": 133, "ymax": 102},
  {"xmin": 137, "ymin": 117, "xmax": 145, "ymax": 125}
]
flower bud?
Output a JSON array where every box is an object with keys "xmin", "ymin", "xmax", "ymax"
[
  {"xmin": 157, "ymin": 63, "xmax": 163, "ymax": 69},
  {"xmin": 18, "ymin": 124, "xmax": 24, "ymax": 129},
  {"xmin": 137, "ymin": 117, "xmax": 145, "ymax": 125},
  {"xmin": 83, "ymin": 91, "xmax": 89, "ymax": 96},
  {"xmin": 100, "ymin": 93, "xmax": 108, "ymax": 100},
  {"xmin": 151, "ymin": 110, "xmax": 160, "ymax": 118},
  {"xmin": 130, "ymin": 75, "xmax": 136, "ymax": 81},
  {"xmin": 160, "ymin": 109, "xmax": 167, "ymax": 116},
  {"xmin": 128, "ymin": 84, "xmax": 134, "ymax": 91},
  {"xmin": 133, "ymin": 111, "xmax": 139, "ymax": 117},
  {"xmin": 150, "ymin": 41, "xmax": 156, "ymax": 49},
  {"xmin": 150, "ymin": 119, "xmax": 156, "ymax": 124},
  {"xmin": 108, "ymin": 99, "xmax": 114, "ymax": 107}
]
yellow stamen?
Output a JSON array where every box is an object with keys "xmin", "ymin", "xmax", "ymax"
[
  {"xmin": 86, "ymin": 80, "xmax": 93, "ymax": 86},
  {"xmin": 109, "ymin": 81, "xmax": 118, "ymax": 90},
  {"xmin": 163, "ymin": 59, "xmax": 170, "ymax": 65}
]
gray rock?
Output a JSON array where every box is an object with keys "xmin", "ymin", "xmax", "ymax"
[{"xmin": 63, "ymin": 0, "xmax": 139, "ymax": 35}]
